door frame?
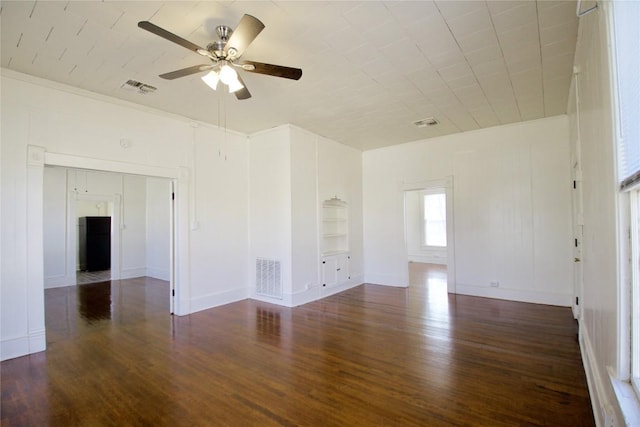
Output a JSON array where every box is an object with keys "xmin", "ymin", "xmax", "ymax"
[
  {"xmin": 26, "ymin": 146, "xmax": 189, "ymax": 354},
  {"xmin": 569, "ymin": 74, "xmax": 584, "ymax": 320},
  {"xmin": 402, "ymin": 176, "xmax": 455, "ymax": 293}
]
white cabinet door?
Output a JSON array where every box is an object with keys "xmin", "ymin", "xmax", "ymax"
[
  {"xmin": 322, "ymin": 254, "xmax": 350, "ymax": 288},
  {"xmin": 337, "ymin": 253, "xmax": 350, "ymax": 284},
  {"xmin": 322, "ymin": 256, "xmax": 339, "ymax": 288}
]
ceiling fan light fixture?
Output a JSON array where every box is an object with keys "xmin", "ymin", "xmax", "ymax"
[
  {"xmin": 201, "ymin": 70, "xmax": 219, "ymax": 90},
  {"xmin": 219, "ymin": 63, "xmax": 238, "ymax": 85},
  {"xmin": 227, "ymin": 78, "xmax": 244, "ymax": 93}
]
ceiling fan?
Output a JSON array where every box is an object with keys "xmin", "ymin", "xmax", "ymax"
[{"xmin": 138, "ymin": 14, "xmax": 302, "ymax": 100}]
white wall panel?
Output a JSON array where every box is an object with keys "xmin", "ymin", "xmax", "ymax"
[
  {"xmin": 145, "ymin": 177, "xmax": 170, "ymax": 281},
  {"xmin": 248, "ymin": 127, "xmax": 293, "ymax": 299},
  {"xmin": 189, "ymin": 125, "xmax": 249, "ymax": 311},
  {"xmin": 2, "ymin": 102, "xmax": 37, "ymax": 358},
  {"xmin": 121, "ymin": 175, "xmax": 146, "ymax": 278},
  {"xmin": 290, "ymin": 127, "xmax": 319, "ymax": 295},
  {"xmin": 43, "ymin": 167, "xmax": 68, "ymax": 286}
]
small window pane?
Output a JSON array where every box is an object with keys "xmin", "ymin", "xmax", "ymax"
[
  {"xmin": 424, "ymin": 193, "xmax": 447, "ymax": 247},
  {"xmin": 613, "ymin": 1, "xmax": 640, "ymax": 187}
]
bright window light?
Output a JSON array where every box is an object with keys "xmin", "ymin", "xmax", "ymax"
[{"xmin": 423, "ymin": 193, "xmax": 447, "ymax": 247}]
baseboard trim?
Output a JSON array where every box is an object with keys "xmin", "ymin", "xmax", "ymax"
[
  {"xmin": 1, "ymin": 329, "xmax": 46, "ymax": 362},
  {"xmin": 44, "ymin": 274, "xmax": 75, "ymax": 289},
  {"xmin": 579, "ymin": 321, "xmax": 606, "ymax": 426},
  {"xmin": 291, "ymin": 275, "xmax": 364, "ymax": 307},
  {"xmin": 408, "ymin": 256, "xmax": 447, "ymax": 265},
  {"xmin": 454, "ymin": 283, "xmax": 572, "ymax": 306},
  {"xmin": 364, "ymin": 273, "xmax": 408, "ymax": 288},
  {"xmin": 189, "ymin": 287, "xmax": 249, "ymax": 314},
  {"xmin": 120, "ymin": 267, "xmax": 146, "ymax": 280},
  {"xmin": 249, "ymin": 276, "xmax": 366, "ymax": 308},
  {"xmin": 146, "ymin": 267, "xmax": 170, "ymax": 281}
]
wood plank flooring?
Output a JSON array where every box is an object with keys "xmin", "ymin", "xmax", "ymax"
[
  {"xmin": 1, "ymin": 267, "xmax": 594, "ymax": 426},
  {"xmin": 76, "ymin": 269, "xmax": 111, "ymax": 286}
]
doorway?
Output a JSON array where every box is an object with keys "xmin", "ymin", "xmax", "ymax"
[
  {"xmin": 38, "ymin": 158, "xmax": 179, "ymax": 316},
  {"xmin": 23, "ymin": 146, "xmax": 186, "ymax": 357},
  {"xmin": 43, "ymin": 167, "xmax": 173, "ymax": 307},
  {"xmin": 403, "ymin": 177, "xmax": 455, "ymax": 293},
  {"xmin": 74, "ymin": 195, "xmax": 115, "ymax": 285}
]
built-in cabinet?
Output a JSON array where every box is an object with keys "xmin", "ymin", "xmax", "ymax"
[
  {"xmin": 321, "ymin": 197, "xmax": 350, "ymax": 288},
  {"xmin": 321, "ymin": 253, "xmax": 350, "ymax": 288}
]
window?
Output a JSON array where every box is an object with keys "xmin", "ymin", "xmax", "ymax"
[
  {"xmin": 612, "ymin": 0, "xmax": 640, "ymax": 397},
  {"xmin": 422, "ymin": 192, "xmax": 446, "ymax": 247},
  {"xmin": 614, "ymin": 0, "xmax": 640, "ymax": 190}
]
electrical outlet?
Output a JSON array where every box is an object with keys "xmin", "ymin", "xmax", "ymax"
[{"xmin": 490, "ymin": 281, "xmax": 499, "ymax": 288}]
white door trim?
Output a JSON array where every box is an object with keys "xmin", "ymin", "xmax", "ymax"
[{"xmin": 27, "ymin": 146, "xmax": 189, "ymax": 332}]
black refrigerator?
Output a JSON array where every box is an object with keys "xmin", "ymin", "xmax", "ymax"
[{"xmin": 78, "ymin": 216, "xmax": 111, "ymax": 271}]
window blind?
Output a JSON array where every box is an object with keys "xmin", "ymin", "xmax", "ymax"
[{"xmin": 613, "ymin": 1, "xmax": 640, "ymax": 190}]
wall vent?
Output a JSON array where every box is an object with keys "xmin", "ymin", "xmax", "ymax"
[
  {"xmin": 120, "ymin": 79, "xmax": 157, "ymax": 94},
  {"xmin": 256, "ymin": 258, "xmax": 282, "ymax": 299}
]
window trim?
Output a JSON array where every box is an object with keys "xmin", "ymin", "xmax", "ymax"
[
  {"xmin": 630, "ymin": 190, "xmax": 640, "ymax": 397},
  {"xmin": 608, "ymin": 0, "xmax": 640, "ymax": 419}
]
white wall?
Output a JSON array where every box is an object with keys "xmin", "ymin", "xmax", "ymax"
[
  {"xmin": 43, "ymin": 167, "xmax": 68, "ymax": 287},
  {"xmin": 569, "ymin": 3, "xmax": 624, "ymax": 425},
  {"xmin": 248, "ymin": 125, "xmax": 364, "ymax": 306},
  {"xmin": 188, "ymin": 124, "xmax": 249, "ymax": 313},
  {"xmin": 146, "ymin": 177, "xmax": 170, "ymax": 281},
  {"xmin": 363, "ymin": 115, "xmax": 573, "ymax": 306},
  {"xmin": 290, "ymin": 127, "xmax": 319, "ymax": 296},
  {"xmin": 248, "ymin": 126, "xmax": 293, "ymax": 300},
  {"xmin": 121, "ymin": 174, "xmax": 147, "ymax": 278},
  {"xmin": 1, "ymin": 71, "xmax": 249, "ymax": 360}
]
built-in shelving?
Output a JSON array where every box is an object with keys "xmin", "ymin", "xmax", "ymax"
[{"xmin": 321, "ymin": 197, "xmax": 348, "ymax": 256}]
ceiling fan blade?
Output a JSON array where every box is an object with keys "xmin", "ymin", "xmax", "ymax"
[
  {"xmin": 159, "ymin": 64, "xmax": 213, "ymax": 80},
  {"xmin": 223, "ymin": 14, "xmax": 265, "ymax": 59},
  {"xmin": 138, "ymin": 21, "xmax": 207, "ymax": 55},
  {"xmin": 241, "ymin": 61, "xmax": 302, "ymax": 80},
  {"xmin": 234, "ymin": 74, "xmax": 252, "ymax": 100}
]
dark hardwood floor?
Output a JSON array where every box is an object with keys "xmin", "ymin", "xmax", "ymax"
[{"xmin": 1, "ymin": 267, "xmax": 594, "ymax": 426}]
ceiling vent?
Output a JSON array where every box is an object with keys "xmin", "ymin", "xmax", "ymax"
[
  {"xmin": 121, "ymin": 79, "xmax": 157, "ymax": 94},
  {"xmin": 413, "ymin": 117, "xmax": 439, "ymax": 128}
]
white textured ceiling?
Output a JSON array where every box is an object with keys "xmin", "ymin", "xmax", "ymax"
[{"xmin": 0, "ymin": 1, "xmax": 579, "ymax": 151}]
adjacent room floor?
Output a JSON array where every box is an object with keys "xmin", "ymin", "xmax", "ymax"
[
  {"xmin": 76, "ymin": 269, "xmax": 111, "ymax": 285},
  {"xmin": 1, "ymin": 266, "xmax": 594, "ymax": 426}
]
